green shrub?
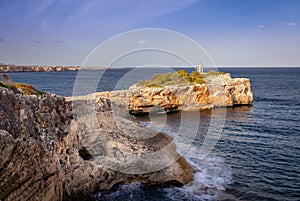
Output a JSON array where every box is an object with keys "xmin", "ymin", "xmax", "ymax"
[
  {"xmin": 205, "ymin": 70, "xmax": 225, "ymax": 76},
  {"xmin": 0, "ymin": 80, "xmax": 46, "ymax": 95},
  {"xmin": 14, "ymin": 82, "xmax": 46, "ymax": 95},
  {"xmin": 178, "ymin": 69, "xmax": 188, "ymax": 77},
  {"xmin": 0, "ymin": 81, "xmax": 12, "ymax": 90},
  {"xmin": 137, "ymin": 69, "xmax": 225, "ymax": 88}
]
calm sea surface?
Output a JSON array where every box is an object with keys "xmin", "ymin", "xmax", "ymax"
[{"xmin": 6, "ymin": 68, "xmax": 300, "ymax": 201}]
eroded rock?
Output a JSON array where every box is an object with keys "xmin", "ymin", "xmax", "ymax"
[
  {"xmin": 0, "ymin": 72, "xmax": 253, "ymax": 200},
  {"xmin": 0, "ymin": 87, "xmax": 194, "ymax": 201},
  {"xmin": 92, "ymin": 73, "xmax": 253, "ymax": 115}
]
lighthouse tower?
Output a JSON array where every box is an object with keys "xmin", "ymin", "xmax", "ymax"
[{"xmin": 197, "ymin": 63, "xmax": 203, "ymax": 73}]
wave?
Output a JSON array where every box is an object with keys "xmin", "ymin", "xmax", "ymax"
[
  {"xmin": 177, "ymin": 151, "xmax": 238, "ymax": 201},
  {"xmin": 140, "ymin": 121, "xmax": 238, "ymax": 200},
  {"xmin": 183, "ymin": 145, "xmax": 235, "ymax": 195}
]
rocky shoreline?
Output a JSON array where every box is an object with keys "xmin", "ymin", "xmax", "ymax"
[
  {"xmin": 0, "ymin": 65, "xmax": 79, "ymax": 72},
  {"xmin": 87, "ymin": 73, "xmax": 253, "ymax": 115},
  {"xmin": 0, "ymin": 87, "xmax": 193, "ymax": 201},
  {"xmin": 0, "ymin": 72, "xmax": 253, "ymax": 201}
]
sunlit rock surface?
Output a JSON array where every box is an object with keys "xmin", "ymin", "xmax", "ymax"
[
  {"xmin": 93, "ymin": 73, "xmax": 253, "ymax": 115},
  {"xmin": 0, "ymin": 73, "xmax": 253, "ymax": 200}
]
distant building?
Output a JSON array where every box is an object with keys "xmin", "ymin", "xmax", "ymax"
[{"xmin": 197, "ymin": 63, "xmax": 203, "ymax": 73}]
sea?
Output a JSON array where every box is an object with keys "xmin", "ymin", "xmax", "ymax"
[{"xmin": 6, "ymin": 67, "xmax": 300, "ymax": 201}]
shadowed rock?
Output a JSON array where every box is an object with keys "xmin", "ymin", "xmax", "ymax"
[
  {"xmin": 0, "ymin": 86, "xmax": 194, "ymax": 201},
  {"xmin": 0, "ymin": 72, "xmax": 253, "ymax": 200}
]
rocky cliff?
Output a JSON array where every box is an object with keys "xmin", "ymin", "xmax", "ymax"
[
  {"xmin": 0, "ymin": 72, "xmax": 253, "ymax": 200},
  {"xmin": 0, "ymin": 87, "xmax": 193, "ymax": 201},
  {"xmin": 92, "ymin": 73, "xmax": 253, "ymax": 115}
]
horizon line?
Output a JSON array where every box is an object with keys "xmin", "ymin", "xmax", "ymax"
[{"xmin": 1, "ymin": 64, "xmax": 300, "ymax": 68}]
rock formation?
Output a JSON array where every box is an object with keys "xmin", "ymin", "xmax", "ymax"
[
  {"xmin": 91, "ymin": 73, "xmax": 253, "ymax": 115},
  {"xmin": 0, "ymin": 72, "xmax": 253, "ymax": 201},
  {"xmin": 0, "ymin": 87, "xmax": 194, "ymax": 201},
  {"xmin": 0, "ymin": 74, "xmax": 46, "ymax": 95}
]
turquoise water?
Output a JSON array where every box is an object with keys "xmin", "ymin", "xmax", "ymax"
[{"xmin": 6, "ymin": 68, "xmax": 300, "ymax": 201}]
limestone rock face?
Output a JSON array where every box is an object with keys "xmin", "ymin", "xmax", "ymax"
[
  {"xmin": 94, "ymin": 73, "xmax": 253, "ymax": 115},
  {"xmin": 0, "ymin": 130, "xmax": 64, "ymax": 201},
  {"xmin": 0, "ymin": 72, "xmax": 253, "ymax": 200},
  {"xmin": 0, "ymin": 87, "xmax": 194, "ymax": 201},
  {"xmin": 223, "ymin": 76, "xmax": 253, "ymax": 105},
  {"xmin": 0, "ymin": 88, "xmax": 70, "ymax": 201}
]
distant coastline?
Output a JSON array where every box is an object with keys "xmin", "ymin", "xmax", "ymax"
[{"xmin": 0, "ymin": 65, "xmax": 80, "ymax": 72}]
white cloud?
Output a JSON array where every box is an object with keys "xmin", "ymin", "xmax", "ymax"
[
  {"xmin": 75, "ymin": 0, "xmax": 200, "ymax": 26},
  {"xmin": 137, "ymin": 40, "xmax": 147, "ymax": 45},
  {"xmin": 279, "ymin": 21, "xmax": 296, "ymax": 26},
  {"xmin": 259, "ymin": 25, "xmax": 264, "ymax": 29},
  {"xmin": 35, "ymin": 0, "xmax": 58, "ymax": 14}
]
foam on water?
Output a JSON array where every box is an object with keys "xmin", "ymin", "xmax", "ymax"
[
  {"xmin": 179, "ymin": 145, "xmax": 237, "ymax": 201},
  {"xmin": 140, "ymin": 121, "xmax": 236, "ymax": 200},
  {"xmin": 190, "ymin": 156, "xmax": 233, "ymax": 190},
  {"xmin": 160, "ymin": 153, "xmax": 237, "ymax": 201},
  {"xmin": 141, "ymin": 121, "xmax": 233, "ymax": 188}
]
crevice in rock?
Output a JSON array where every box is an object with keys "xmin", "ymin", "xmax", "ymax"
[
  {"xmin": 78, "ymin": 147, "xmax": 93, "ymax": 160},
  {"xmin": 0, "ymin": 140, "xmax": 17, "ymax": 175},
  {"xmin": 1, "ymin": 175, "xmax": 32, "ymax": 201},
  {"xmin": 42, "ymin": 171, "xmax": 57, "ymax": 182}
]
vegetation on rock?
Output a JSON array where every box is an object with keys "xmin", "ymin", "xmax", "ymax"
[
  {"xmin": 137, "ymin": 70, "xmax": 225, "ymax": 87},
  {"xmin": 0, "ymin": 74, "xmax": 46, "ymax": 95}
]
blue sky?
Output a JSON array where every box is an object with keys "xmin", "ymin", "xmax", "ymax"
[{"xmin": 0, "ymin": 0, "xmax": 299, "ymax": 67}]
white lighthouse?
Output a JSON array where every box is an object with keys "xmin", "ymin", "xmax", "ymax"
[{"xmin": 197, "ymin": 63, "xmax": 203, "ymax": 73}]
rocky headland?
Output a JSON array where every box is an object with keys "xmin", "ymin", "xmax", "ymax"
[
  {"xmin": 0, "ymin": 72, "xmax": 253, "ymax": 201},
  {"xmin": 0, "ymin": 83, "xmax": 194, "ymax": 201},
  {"xmin": 89, "ymin": 73, "xmax": 253, "ymax": 115}
]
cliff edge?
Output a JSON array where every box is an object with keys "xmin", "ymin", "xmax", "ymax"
[
  {"xmin": 0, "ymin": 72, "xmax": 253, "ymax": 201},
  {"xmin": 0, "ymin": 87, "xmax": 193, "ymax": 201},
  {"xmin": 92, "ymin": 73, "xmax": 253, "ymax": 115}
]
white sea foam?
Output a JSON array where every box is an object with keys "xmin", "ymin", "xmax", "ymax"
[
  {"xmin": 140, "ymin": 121, "xmax": 236, "ymax": 200},
  {"xmin": 176, "ymin": 143, "xmax": 239, "ymax": 200},
  {"xmin": 189, "ymin": 154, "xmax": 233, "ymax": 190}
]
